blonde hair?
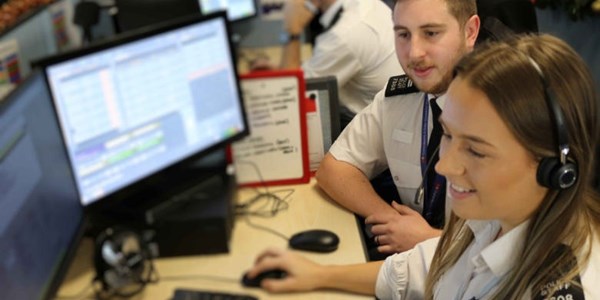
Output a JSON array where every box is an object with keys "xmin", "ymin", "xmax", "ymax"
[{"xmin": 425, "ymin": 34, "xmax": 600, "ymax": 299}]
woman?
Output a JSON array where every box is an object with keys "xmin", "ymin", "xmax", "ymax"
[{"xmin": 244, "ymin": 34, "xmax": 600, "ymax": 299}]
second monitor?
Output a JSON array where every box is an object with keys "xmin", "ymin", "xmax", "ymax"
[{"xmin": 115, "ymin": 0, "xmax": 258, "ymax": 32}]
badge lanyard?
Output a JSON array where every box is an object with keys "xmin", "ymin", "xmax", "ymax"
[{"xmin": 417, "ymin": 94, "xmax": 445, "ymax": 221}]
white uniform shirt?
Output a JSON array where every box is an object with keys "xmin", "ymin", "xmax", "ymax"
[
  {"xmin": 375, "ymin": 220, "xmax": 600, "ymax": 299},
  {"xmin": 302, "ymin": 0, "xmax": 401, "ymax": 114},
  {"xmin": 328, "ymin": 88, "xmax": 446, "ymax": 212}
]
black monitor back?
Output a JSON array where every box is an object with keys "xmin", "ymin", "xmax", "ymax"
[
  {"xmin": 0, "ymin": 70, "xmax": 85, "ymax": 300},
  {"xmin": 115, "ymin": 0, "xmax": 201, "ymax": 32}
]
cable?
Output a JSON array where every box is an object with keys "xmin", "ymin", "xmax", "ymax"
[
  {"xmin": 234, "ymin": 160, "xmax": 295, "ymax": 241},
  {"xmin": 236, "ymin": 188, "xmax": 294, "ymax": 217},
  {"xmin": 107, "ymin": 161, "xmax": 294, "ymax": 289}
]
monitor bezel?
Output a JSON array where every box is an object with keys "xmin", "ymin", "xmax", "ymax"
[
  {"xmin": 34, "ymin": 12, "xmax": 249, "ymax": 212},
  {"xmin": 199, "ymin": 0, "xmax": 258, "ymax": 23},
  {"xmin": 0, "ymin": 70, "xmax": 88, "ymax": 300}
]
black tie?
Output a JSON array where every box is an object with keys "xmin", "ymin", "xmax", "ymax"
[
  {"xmin": 427, "ymin": 98, "xmax": 442, "ymax": 160},
  {"xmin": 424, "ymin": 97, "xmax": 446, "ymax": 228},
  {"xmin": 307, "ymin": 8, "xmax": 344, "ymax": 46}
]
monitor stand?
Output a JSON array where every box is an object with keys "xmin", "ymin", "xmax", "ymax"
[{"xmin": 88, "ymin": 149, "xmax": 237, "ymax": 257}]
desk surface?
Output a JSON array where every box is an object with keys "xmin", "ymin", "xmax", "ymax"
[{"xmin": 57, "ymin": 179, "xmax": 371, "ymax": 300}]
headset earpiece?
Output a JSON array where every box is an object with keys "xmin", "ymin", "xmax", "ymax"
[
  {"xmin": 93, "ymin": 227, "xmax": 155, "ymax": 298},
  {"xmin": 537, "ymin": 157, "xmax": 578, "ymax": 189},
  {"xmin": 525, "ymin": 56, "xmax": 578, "ymax": 190}
]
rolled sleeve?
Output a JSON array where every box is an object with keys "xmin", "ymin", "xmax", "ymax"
[{"xmin": 328, "ymin": 90, "xmax": 387, "ymax": 178}]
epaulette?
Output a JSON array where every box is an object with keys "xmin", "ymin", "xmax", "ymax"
[
  {"xmin": 533, "ymin": 244, "xmax": 586, "ymax": 300},
  {"xmin": 384, "ymin": 75, "xmax": 419, "ymax": 97}
]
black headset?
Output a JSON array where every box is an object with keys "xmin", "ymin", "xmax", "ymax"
[
  {"xmin": 93, "ymin": 226, "xmax": 157, "ymax": 298},
  {"xmin": 527, "ymin": 57, "xmax": 578, "ymax": 190}
]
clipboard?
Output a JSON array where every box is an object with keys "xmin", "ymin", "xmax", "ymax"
[{"xmin": 231, "ymin": 70, "xmax": 310, "ymax": 186}]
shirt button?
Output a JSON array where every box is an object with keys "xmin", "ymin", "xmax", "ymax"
[{"xmin": 394, "ymin": 176, "xmax": 399, "ymax": 181}]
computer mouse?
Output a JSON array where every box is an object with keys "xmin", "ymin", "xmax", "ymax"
[
  {"xmin": 288, "ymin": 229, "xmax": 339, "ymax": 253},
  {"xmin": 241, "ymin": 269, "xmax": 287, "ymax": 287}
]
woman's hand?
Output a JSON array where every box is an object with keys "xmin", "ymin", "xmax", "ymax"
[{"xmin": 245, "ymin": 247, "xmax": 326, "ymax": 293}]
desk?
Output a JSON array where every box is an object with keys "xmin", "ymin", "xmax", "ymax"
[{"xmin": 57, "ymin": 179, "xmax": 371, "ymax": 300}]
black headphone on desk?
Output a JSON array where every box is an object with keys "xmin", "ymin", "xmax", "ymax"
[
  {"xmin": 527, "ymin": 57, "xmax": 578, "ymax": 190},
  {"xmin": 93, "ymin": 227, "xmax": 157, "ymax": 298}
]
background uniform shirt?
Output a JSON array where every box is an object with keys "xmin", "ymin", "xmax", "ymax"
[
  {"xmin": 328, "ymin": 89, "xmax": 446, "ymax": 212},
  {"xmin": 302, "ymin": 0, "xmax": 401, "ymax": 114}
]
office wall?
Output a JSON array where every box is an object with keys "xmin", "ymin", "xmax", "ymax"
[
  {"xmin": 0, "ymin": 0, "xmax": 82, "ymax": 77},
  {"xmin": 536, "ymin": 8, "xmax": 600, "ymax": 93}
]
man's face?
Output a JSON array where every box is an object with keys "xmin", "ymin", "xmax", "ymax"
[{"xmin": 392, "ymin": 0, "xmax": 478, "ymax": 94}]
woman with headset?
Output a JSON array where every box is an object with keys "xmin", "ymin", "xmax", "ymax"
[{"xmin": 244, "ymin": 34, "xmax": 600, "ymax": 299}]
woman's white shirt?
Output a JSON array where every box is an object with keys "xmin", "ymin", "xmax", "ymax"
[{"xmin": 375, "ymin": 220, "xmax": 600, "ymax": 299}]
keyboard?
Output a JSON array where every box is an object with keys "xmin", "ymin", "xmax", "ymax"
[{"xmin": 172, "ymin": 288, "xmax": 258, "ymax": 300}]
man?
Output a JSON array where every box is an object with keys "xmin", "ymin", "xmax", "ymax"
[
  {"xmin": 258, "ymin": 0, "xmax": 401, "ymax": 125},
  {"xmin": 315, "ymin": 0, "xmax": 480, "ymax": 256}
]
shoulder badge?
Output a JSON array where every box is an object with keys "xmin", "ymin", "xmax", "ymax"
[
  {"xmin": 384, "ymin": 75, "xmax": 419, "ymax": 97},
  {"xmin": 533, "ymin": 244, "xmax": 586, "ymax": 300}
]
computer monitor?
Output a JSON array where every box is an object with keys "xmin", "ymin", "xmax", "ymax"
[
  {"xmin": 0, "ymin": 70, "xmax": 85, "ymax": 300},
  {"xmin": 37, "ymin": 12, "xmax": 248, "ymax": 210},
  {"xmin": 198, "ymin": 0, "xmax": 258, "ymax": 22},
  {"xmin": 114, "ymin": 0, "xmax": 201, "ymax": 32},
  {"xmin": 306, "ymin": 76, "xmax": 341, "ymax": 151}
]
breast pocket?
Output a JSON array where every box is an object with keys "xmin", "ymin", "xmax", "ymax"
[
  {"xmin": 388, "ymin": 128, "xmax": 421, "ymax": 189},
  {"xmin": 388, "ymin": 158, "xmax": 422, "ymax": 189}
]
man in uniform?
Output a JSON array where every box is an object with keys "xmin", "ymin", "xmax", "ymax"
[
  {"xmin": 315, "ymin": 0, "xmax": 480, "ymax": 258},
  {"xmin": 256, "ymin": 0, "xmax": 401, "ymax": 126}
]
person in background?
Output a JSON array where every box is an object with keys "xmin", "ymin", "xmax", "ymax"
[
  {"xmin": 316, "ymin": 0, "xmax": 479, "ymax": 257},
  {"xmin": 245, "ymin": 34, "xmax": 600, "ymax": 300},
  {"xmin": 254, "ymin": 0, "xmax": 401, "ymax": 126}
]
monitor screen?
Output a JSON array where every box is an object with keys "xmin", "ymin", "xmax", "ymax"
[
  {"xmin": 40, "ymin": 13, "xmax": 248, "ymax": 207},
  {"xmin": 0, "ymin": 71, "xmax": 84, "ymax": 300},
  {"xmin": 199, "ymin": 0, "xmax": 257, "ymax": 22}
]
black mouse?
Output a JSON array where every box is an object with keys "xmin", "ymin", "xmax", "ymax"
[
  {"xmin": 288, "ymin": 229, "xmax": 339, "ymax": 253},
  {"xmin": 241, "ymin": 269, "xmax": 287, "ymax": 287}
]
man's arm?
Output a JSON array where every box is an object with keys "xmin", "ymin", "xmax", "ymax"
[
  {"xmin": 280, "ymin": 0, "xmax": 314, "ymax": 70},
  {"xmin": 280, "ymin": 38, "xmax": 303, "ymax": 70},
  {"xmin": 316, "ymin": 153, "xmax": 396, "ymax": 217}
]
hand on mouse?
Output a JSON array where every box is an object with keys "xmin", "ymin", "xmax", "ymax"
[
  {"xmin": 246, "ymin": 247, "xmax": 324, "ymax": 293},
  {"xmin": 366, "ymin": 201, "xmax": 441, "ymax": 253}
]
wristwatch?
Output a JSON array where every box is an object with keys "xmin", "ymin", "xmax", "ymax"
[{"xmin": 280, "ymin": 32, "xmax": 301, "ymax": 44}]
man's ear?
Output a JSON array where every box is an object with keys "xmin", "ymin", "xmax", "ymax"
[{"xmin": 464, "ymin": 15, "xmax": 480, "ymax": 50}]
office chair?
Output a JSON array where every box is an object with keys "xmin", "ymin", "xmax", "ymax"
[{"xmin": 73, "ymin": 0, "xmax": 101, "ymax": 45}]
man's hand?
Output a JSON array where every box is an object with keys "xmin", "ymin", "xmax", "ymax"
[
  {"xmin": 249, "ymin": 56, "xmax": 274, "ymax": 71},
  {"xmin": 365, "ymin": 201, "xmax": 441, "ymax": 253},
  {"xmin": 283, "ymin": 0, "xmax": 316, "ymax": 35}
]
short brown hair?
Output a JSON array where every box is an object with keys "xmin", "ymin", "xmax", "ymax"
[{"xmin": 393, "ymin": 0, "xmax": 477, "ymax": 27}]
